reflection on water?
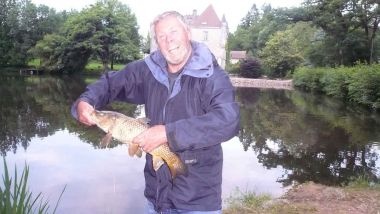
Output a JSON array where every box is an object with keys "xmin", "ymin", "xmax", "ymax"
[
  {"xmin": 0, "ymin": 74, "xmax": 379, "ymax": 213},
  {"xmin": 236, "ymin": 87, "xmax": 380, "ymax": 185}
]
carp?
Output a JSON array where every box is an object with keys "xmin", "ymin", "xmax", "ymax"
[{"xmin": 90, "ymin": 110, "xmax": 186, "ymax": 178}]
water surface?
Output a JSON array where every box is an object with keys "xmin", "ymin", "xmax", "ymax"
[{"xmin": 0, "ymin": 74, "xmax": 379, "ymax": 213}]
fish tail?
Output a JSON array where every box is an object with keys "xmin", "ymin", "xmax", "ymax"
[{"xmin": 168, "ymin": 159, "xmax": 187, "ymax": 179}]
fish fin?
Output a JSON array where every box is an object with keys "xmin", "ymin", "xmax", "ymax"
[
  {"xmin": 167, "ymin": 159, "xmax": 188, "ymax": 179},
  {"xmin": 128, "ymin": 143, "xmax": 140, "ymax": 157},
  {"xmin": 100, "ymin": 132, "xmax": 112, "ymax": 148},
  {"xmin": 152, "ymin": 156, "xmax": 165, "ymax": 171},
  {"xmin": 136, "ymin": 117, "xmax": 150, "ymax": 125},
  {"xmin": 135, "ymin": 148, "xmax": 143, "ymax": 158}
]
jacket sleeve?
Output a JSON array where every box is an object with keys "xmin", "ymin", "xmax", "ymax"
[
  {"xmin": 71, "ymin": 62, "xmax": 145, "ymax": 120},
  {"xmin": 165, "ymin": 72, "xmax": 240, "ymax": 152}
]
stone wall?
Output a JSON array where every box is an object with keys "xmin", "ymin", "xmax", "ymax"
[{"xmin": 230, "ymin": 77, "xmax": 293, "ymax": 90}]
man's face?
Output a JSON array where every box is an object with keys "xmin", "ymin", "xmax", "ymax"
[{"xmin": 155, "ymin": 16, "xmax": 191, "ymax": 66}]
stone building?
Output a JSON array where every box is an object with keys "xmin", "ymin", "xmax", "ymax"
[
  {"xmin": 185, "ymin": 5, "xmax": 228, "ymax": 68},
  {"xmin": 230, "ymin": 51, "xmax": 247, "ymax": 64}
]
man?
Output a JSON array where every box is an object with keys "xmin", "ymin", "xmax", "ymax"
[{"xmin": 71, "ymin": 11, "xmax": 240, "ymax": 213}]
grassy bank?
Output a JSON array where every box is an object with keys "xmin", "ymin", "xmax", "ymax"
[
  {"xmin": 25, "ymin": 59, "xmax": 126, "ymax": 75},
  {"xmin": 223, "ymin": 177, "xmax": 380, "ymax": 214},
  {"xmin": 293, "ymin": 64, "xmax": 380, "ymax": 110},
  {"xmin": 84, "ymin": 61, "xmax": 126, "ymax": 73}
]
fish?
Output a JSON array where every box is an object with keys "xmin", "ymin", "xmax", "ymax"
[{"xmin": 90, "ymin": 110, "xmax": 186, "ymax": 178}]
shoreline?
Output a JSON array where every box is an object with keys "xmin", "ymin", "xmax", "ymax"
[{"xmin": 230, "ymin": 77, "xmax": 293, "ymax": 90}]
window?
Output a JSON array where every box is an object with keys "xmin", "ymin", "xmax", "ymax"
[{"xmin": 203, "ymin": 31, "xmax": 208, "ymax": 41}]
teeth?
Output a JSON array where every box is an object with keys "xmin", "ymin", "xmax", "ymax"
[{"xmin": 169, "ymin": 47, "xmax": 178, "ymax": 52}]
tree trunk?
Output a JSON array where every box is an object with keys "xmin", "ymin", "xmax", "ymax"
[
  {"xmin": 369, "ymin": 19, "xmax": 379, "ymax": 64},
  {"xmin": 110, "ymin": 54, "xmax": 114, "ymax": 70}
]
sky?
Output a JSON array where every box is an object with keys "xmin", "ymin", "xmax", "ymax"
[{"xmin": 31, "ymin": 0, "xmax": 304, "ymax": 36}]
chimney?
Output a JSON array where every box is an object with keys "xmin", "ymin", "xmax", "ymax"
[{"xmin": 192, "ymin": 9, "xmax": 197, "ymax": 17}]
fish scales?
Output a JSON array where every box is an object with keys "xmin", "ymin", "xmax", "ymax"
[{"xmin": 90, "ymin": 110, "xmax": 187, "ymax": 179}]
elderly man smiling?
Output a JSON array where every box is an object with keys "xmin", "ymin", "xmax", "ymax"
[{"xmin": 72, "ymin": 10, "xmax": 240, "ymax": 214}]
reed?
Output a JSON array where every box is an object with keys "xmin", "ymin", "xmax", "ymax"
[{"xmin": 0, "ymin": 158, "xmax": 66, "ymax": 214}]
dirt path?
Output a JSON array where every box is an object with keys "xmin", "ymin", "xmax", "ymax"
[{"xmin": 277, "ymin": 182, "xmax": 380, "ymax": 214}]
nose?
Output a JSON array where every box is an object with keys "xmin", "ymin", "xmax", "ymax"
[{"xmin": 165, "ymin": 33, "xmax": 174, "ymax": 43}]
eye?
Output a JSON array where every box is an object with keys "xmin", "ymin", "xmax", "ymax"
[{"xmin": 157, "ymin": 35, "xmax": 166, "ymax": 41}]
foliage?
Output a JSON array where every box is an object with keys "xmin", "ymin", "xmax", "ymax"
[
  {"xmin": 259, "ymin": 22, "xmax": 316, "ymax": 77},
  {"xmin": 0, "ymin": 158, "xmax": 65, "ymax": 214},
  {"xmin": 293, "ymin": 64, "xmax": 380, "ymax": 109},
  {"xmin": 30, "ymin": 33, "xmax": 92, "ymax": 73},
  {"xmin": 84, "ymin": 61, "xmax": 125, "ymax": 72},
  {"xmin": 292, "ymin": 67, "xmax": 327, "ymax": 92},
  {"xmin": 347, "ymin": 64, "xmax": 380, "ymax": 109},
  {"xmin": 225, "ymin": 62, "xmax": 240, "ymax": 75},
  {"xmin": 320, "ymin": 67, "xmax": 354, "ymax": 98},
  {"xmin": 348, "ymin": 173, "xmax": 380, "ymax": 190},
  {"xmin": 304, "ymin": 0, "xmax": 380, "ymax": 65},
  {"xmin": 224, "ymin": 188, "xmax": 271, "ymax": 214},
  {"xmin": 31, "ymin": 0, "xmax": 141, "ymax": 73},
  {"xmin": 141, "ymin": 33, "xmax": 151, "ymax": 54},
  {"xmin": 228, "ymin": 0, "xmax": 380, "ymax": 75},
  {"xmin": 223, "ymin": 187, "xmax": 316, "ymax": 214},
  {"xmin": 0, "ymin": 0, "xmax": 67, "ymax": 67},
  {"xmin": 228, "ymin": 5, "xmax": 292, "ymax": 57},
  {"xmin": 239, "ymin": 58, "xmax": 262, "ymax": 78}
]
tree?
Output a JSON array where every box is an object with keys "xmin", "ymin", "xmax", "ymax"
[
  {"xmin": 141, "ymin": 33, "xmax": 151, "ymax": 55},
  {"xmin": 240, "ymin": 4, "xmax": 260, "ymax": 29},
  {"xmin": 63, "ymin": 0, "xmax": 140, "ymax": 71},
  {"xmin": 304, "ymin": 0, "xmax": 380, "ymax": 65},
  {"xmin": 228, "ymin": 4, "xmax": 295, "ymax": 58},
  {"xmin": 351, "ymin": 0, "xmax": 380, "ymax": 64},
  {"xmin": 259, "ymin": 22, "xmax": 316, "ymax": 77},
  {"xmin": 33, "ymin": 0, "xmax": 141, "ymax": 72},
  {"xmin": 0, "ymin": 0, "xmax": 66, "ymax": 67}
]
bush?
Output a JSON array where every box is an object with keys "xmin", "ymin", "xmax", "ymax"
[
  {"xmin": 293, "ymin": 64, "xmax": 380, "ymax": 110},
  {"xmin": 293, "ymin": 67, "xmax": 326, "ymax": 92},
  {"xmin": 320, "ymin": 67, "xmax": 354, "ymax": 98},
  {"xmin": 239, "ymin": 58, "xmax": 262, "ymax": 78},
  {"xmin": 347, "ymin": 64, "xmax": 380, "ymax": 109},
  {"xmin": 226, "ymin": 62, "xmax": 241, "ymax": 75}
]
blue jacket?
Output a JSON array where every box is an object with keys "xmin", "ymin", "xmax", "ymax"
[{"xmin": 71, "ymin": 41, "xmax": 240, "ymax": 212}]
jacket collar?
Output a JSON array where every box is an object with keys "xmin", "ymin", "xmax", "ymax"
[{"xmin": 144, "ymin": 41, "xmax": 214, "ymax": 83}]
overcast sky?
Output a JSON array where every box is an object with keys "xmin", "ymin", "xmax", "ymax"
[{"xmin": 31, "ymin": 0, "xmax": 304, "ymax": 36}]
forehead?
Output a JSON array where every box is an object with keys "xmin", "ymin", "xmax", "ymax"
[{"xmin": 155, "ymin": 15, "xmax": 185, "ymax": 32}]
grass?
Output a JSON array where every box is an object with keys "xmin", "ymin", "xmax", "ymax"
[
  {"xmin": 26, "ymin": 59, "xmax": 126, "ymax": 73},
  {"xmin": 347, "ymin": 174, "xmax": 380, "ymax": 190},
  {"xmin": 0, "ymin": 158, "xmax": 66, "ymax": 214},
  {"xmin": 223, "ymin": 188, "xmax": 319, "ymax": 214},
  {"xmin": 223, "ymin": 188, "xmax": 272, "ymax": 214},
  {"xmin": 224, "ymin": 177, "xmax": 380, "ymax": 214},
  {"xmin": 27, "ymin": 59, "xmax": 41, "ymax": 68},
  {"xmin": 84, "ymin": 61, "xmax": 125, "ymax": 72}
]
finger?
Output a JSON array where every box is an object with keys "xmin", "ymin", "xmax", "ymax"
[{"xmin": 132, "ymin": 133, "xmax": 145, "ymax": 145}]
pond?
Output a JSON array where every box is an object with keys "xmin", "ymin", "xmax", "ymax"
[{"xmin": 0, "ymin": 74, "xmax": 379, "ymax": 213}]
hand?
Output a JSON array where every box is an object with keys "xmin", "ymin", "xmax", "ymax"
[
  {"xmin": 77, "ymin": 101, "xmax": 96, "ymax": 126},
  {"xmin": 132, "ymin": 125, "xmax": 168, "ymax": 153}
]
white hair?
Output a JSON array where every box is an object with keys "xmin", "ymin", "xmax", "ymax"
[{"xmin": 149, "ymin": 11, "xmax": 190, "ymax": 52}]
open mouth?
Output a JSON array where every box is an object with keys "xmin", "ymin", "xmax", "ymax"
[{"xmin": 168, "ymin": 46, "xmax": 179, "ymax": 53}]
